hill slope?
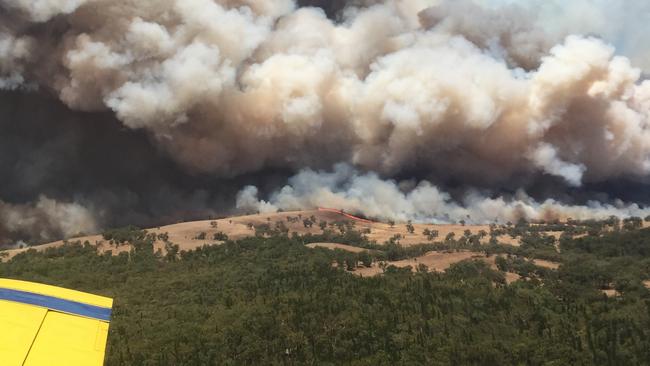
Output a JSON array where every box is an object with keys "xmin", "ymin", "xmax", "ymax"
[{"xmin": 2, "ymin": 209, "xmax": 521, "ymax": 260}]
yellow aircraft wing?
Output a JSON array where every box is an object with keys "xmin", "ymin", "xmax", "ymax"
[{"xmin": 0, "ymin": 278, "xmax": 113, "ymax": 366}]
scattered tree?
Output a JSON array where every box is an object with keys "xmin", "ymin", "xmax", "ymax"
[{"xmin": 406, "ymin": 221, "xmax": 415, "ymax": 234}]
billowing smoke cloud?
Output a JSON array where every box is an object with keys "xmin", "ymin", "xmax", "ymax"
[
  {"xmin": 4, "ymin": 0, "xmax": 89, "ymax": 22},
  {"xmin": 0, "ymin": 196, "xmax": 96, "ymax": 245},
  {"xmin": 2, "ymin": 0, "xmax": 650, "ymax": 243},
  {"xmin": 237, "ymin": 164, "xmax": 650, "ymax": 223},
  {"xmin": 0, "ymin": 33, "xmax": 34, "ymax": 89}
]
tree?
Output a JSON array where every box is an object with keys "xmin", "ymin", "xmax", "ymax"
[
  {"xmin": 388, "ymin": 234, "xmax": 402, "ymax": 246},
  {"xmin": 164, "ymin": 242, "xmax": 180, "ymax": 262},
  {"xmin": 406, "ymin": 221, "xmax": 415, "ymax": 234},
  {"xmin": 213, "ymin": 232, "xmax": 229, "ymax": 241},
  {"xmin": 102, "ymin": 225, "xmax": 146, "ymax": 246},
  {"xmin": 423, "ymin": 228, "xmax": 439, "ymax": 241},
  {"xmin": 274, "ymin": 221, "xmax": 289, "ymax": 235},
  {"xmin": 623, "ymin": 217, "xmax": 642, "ymax": 231},
  {"xmin": 345, "ymin": 254, "xmax": 357, "ymax": 271},
  {"xmin": 388, "ymin": 220, "xmax": 395, "ymax": 228},
  {"xmin": 495, "ymin": 256, "xmax": 508, "ymax": 271},
  {"xmin": 358, "ymin": 251, "xmax": 372, "ymax": 267},
  {"xmin": 254, "ymin": 224, "xmax": 272, "ymax": 237}
]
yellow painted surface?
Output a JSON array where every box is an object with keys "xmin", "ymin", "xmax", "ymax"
[
  {"xmin": 0, "ymin": 301, "xmax": 48, "ymax": 366},
  {"xmin": 0, "ymin": 278, "xmax": 112, "ymax": 308},
  {"xmin": 23, "ymin": 311, "xmax": 109, "ymax": 366},
  {"xmin": 0, "ymin": 279, "xmax": 112, "ymax": 366}
]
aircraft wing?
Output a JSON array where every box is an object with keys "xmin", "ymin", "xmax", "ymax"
[{"xmin": 0, "ymin": 278, "xmax": 113, "ymax": 366}]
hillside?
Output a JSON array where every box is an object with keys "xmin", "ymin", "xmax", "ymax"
[
  {"xmin": 2, "ymin": 218, "xmax": 650, "ymax": 365},
  {"xmin": 2, "ymin": 208, "xmax": 530, "ymax": 260}
]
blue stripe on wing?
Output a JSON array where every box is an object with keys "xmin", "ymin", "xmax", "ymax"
[{"xmin": 0, "ymin": 288, "xmax": 112, "ymax": 321}]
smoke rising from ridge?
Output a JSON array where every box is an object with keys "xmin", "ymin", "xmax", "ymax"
[
  {"xmin": 0, "ymin": 197, "xmax": 96, "ymax": 245},
  {"xmin": 237, "ymin": 164, "xmax": 650, "ymax": 224},
  {"xmin": 2, "ymin": 0, "xmax": 650, "ymax": 244}
]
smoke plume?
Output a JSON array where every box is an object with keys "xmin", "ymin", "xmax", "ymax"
[
  {"xmin": 2, "ymin": 0, "xmax": 650, "ymax": 244},
  {"xmin": 0, "ymin": 197, "xmax": 96, "ymax": 245},
  {"xmin": 237, "ymin": 164, "xmax": 650, "ymax": 224}
]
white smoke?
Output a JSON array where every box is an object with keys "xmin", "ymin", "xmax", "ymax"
[
  {"xmin": 0, "ymin": 0, "xmax": 645, "ymax": 184},
  {"xmin": 237, "ymin": 164, "xmax": 650, "ymax": 223},
  {"xmin": 529, "ymin": 143, "xmax": 586, "ymax": 187},
  {"xmin": 2, "ymin": 0, "xmax": 650, "ymax": 229},
  {"xmin": 0, "ymin": 196, "xmax": 97, "ymax": 245},
  {"xmin": 474, "ymin": 0, "xmax": 650, "ymax": 71},
  {"xmin": 236, "ymin": 186, "xmax": 278, "ymax": 214},
  {"xmin": 0, "ymin": 33, "xmax": 34, "ymax": 90}
]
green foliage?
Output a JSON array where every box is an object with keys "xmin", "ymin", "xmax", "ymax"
[
  {"xmin": 2, "ymin": 224, "xmax": 650, "ymax": 365},
  {"xmin": 164, "ymin": 242, "xmax": 179, "ymax": 262},
  {"xmin": 357, "ymin": 251, "xmax": 373, "ymax": 267},
  {"xmin": 423, "ymin": 228, "xmax": 439, "ymax": 240},
  {"xmin": 406, "ymin": 221, "xmax": 415, "ymax": 234},
  {"xmin": 623, "ymin": 217, "xmax": 643, "ymax": 231},
  {"xmin": 102, "ymin": 226, "xmax": 146, "ymax": 245},
  {"xmin": 254, "ymin": 223, "xmax": 272, "ymax": 237},
  {"xmin": 213, "ymin": 232, "xmax": 229, "ymax": 241}
]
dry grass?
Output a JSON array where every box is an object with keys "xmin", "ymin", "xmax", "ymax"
[
  {"xmin": 350, "ymin": 250, "xmax": 521, "ymax": 284},
  {"xmin": 532, "ymin": 259, "xmax": 561, "ymax": 270},
  {"xmin": 602, "ymin": 289, "xmax": 620, "ymax": 297},
  {"xmin": 354, "ymin": 251, "xmax": 483, "ymax": 277},
  {"xmin": 305, "ymin": 243, "xmax": 367, "ymax": 253},
  {"xmin": 2, "ymin": 209, "xmax": 572, "ymax": 261}
]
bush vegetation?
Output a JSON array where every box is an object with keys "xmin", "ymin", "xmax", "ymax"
[{"xmin": 1, "ymin": 221, "xmax": 650, "ymax": 365}]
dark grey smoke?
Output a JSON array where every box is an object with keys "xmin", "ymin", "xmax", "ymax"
[
  {"xmin": 297, "ymin": 0, "xmax": 352, "ymax": 18},
  {"xmin": 0, "ymin": 90, "xmax": 292, "ymax": 246},
  {"xmin": 2, "ymin": 0, "xmax": 650, "ymax": 245}
]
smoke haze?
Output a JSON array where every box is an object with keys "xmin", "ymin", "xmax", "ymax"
[{"xmin": 2, "ymin": 0, "xmax": 650, "ymax": 245}]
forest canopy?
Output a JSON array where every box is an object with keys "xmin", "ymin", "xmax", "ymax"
[{"xmin": 2, "ymin": 224, "xmax": 650, "ymax": 365}]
